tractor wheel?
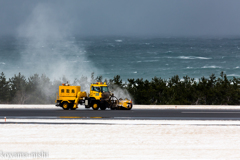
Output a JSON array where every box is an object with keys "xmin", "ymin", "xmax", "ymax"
[
  {"xmin": 62, "ymin": 102, "xmax": 69, "ymax": 110},
  {"xmin": 92, "ymin": 103, "xmax": 99, "ymax": 110}
]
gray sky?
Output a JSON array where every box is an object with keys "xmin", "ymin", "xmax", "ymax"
[{"xmin": 0, "ymin": 0, "xmax": 240, "ymax": 37}]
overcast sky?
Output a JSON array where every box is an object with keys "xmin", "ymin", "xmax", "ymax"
[{"xmin": 0, "ymin": 0, "xmax": 240, "ymax": 37}]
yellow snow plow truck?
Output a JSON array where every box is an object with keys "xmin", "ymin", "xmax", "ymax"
[{"xmin": 55, "ymin": 82, "xmax": 133, "ymax": 110}]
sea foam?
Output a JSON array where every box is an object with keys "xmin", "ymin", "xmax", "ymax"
[
  {"xmin": 186, "ymin": 67, "xmax": 193, "ymax": 69},
  {"xmin": 201, "ymin": 66, "xmax": 222, "ymax": 69},
  {"xmin": 227, "ymin": 74, "xmax": 240, "ymax": 77},
  {"xmin": 166, "ymin": 56, "xmax": 211, "ymax": 60},
  {"xmin": 178, "ymin": 56, "xmax": 211, "ymax": 60},
  {"xmin": 115, "ymin": 40, "xmax": 122, "ymax": 42}
]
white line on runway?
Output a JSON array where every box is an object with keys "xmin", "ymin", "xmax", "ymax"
[
  {"xmin": 3, "ymin": 119, "xmax": 240, "ymax": 125},
  {"xmin": 182, "ymin": 112, "xmax": 240, "ymax": 113}
]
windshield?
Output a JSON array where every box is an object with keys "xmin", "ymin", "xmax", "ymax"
[
  {"xmin": 92, "ymin": 86, "xmax": 100, "ymax": 92},
  {"xmin": 101, "ymin": 86, "xmax": 109, "ymax": 92}
]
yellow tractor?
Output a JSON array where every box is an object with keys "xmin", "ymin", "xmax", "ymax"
[{"xmin": 55, "ymin": 82, "xmax": 133, "ymax": 110}]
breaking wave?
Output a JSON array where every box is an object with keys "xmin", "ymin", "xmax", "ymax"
[
  {"xmin": 201, "ymin": 65, "xmax": 222, "ymax": 69},
  {"xmin": 167, "ymin": 56, "xmax": 211, "ymax": 60},
  {"xmin": 227, "ymin": 74, "xmax": 240, "ymax": 77},
  {"xmin": 143, "ymin": 60, "xmax": 159, "ymax": 62},
  {"xmin": 186, "ymin": 67, "xmax": 193, "ymax": 69},
  {"xmin": 115, "ymin": 40, "xmax": 122, "ymax": 42}
]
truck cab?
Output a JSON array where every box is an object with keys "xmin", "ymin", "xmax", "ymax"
[
  {"xmin": 88, "ymin": 82, "xmax": 110, "ymax": 110},
  {"xmin": 89, "ymin": 82, "xmax": 109, "ymax": 100}
]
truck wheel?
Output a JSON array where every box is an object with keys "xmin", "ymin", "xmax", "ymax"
[
  {"xmin": 100, "ymin": 105, "xmax": 106, "ymax": 110},
  {"xmin": 62, "ymin": 102, "xmax": 69, "ymax": 110},
  {"xmin": 92, "ymin": 103, "xmax": 99, "ymax": 110},
  {"xmin": 85, "ymin": 105, "xmax": 90, "ymax": 108},
  {"xmin": 70, "ymin": 104, "xmax": 76, "ymax": 110}
]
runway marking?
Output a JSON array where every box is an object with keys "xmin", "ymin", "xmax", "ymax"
[
  {"xmin": 59, "ymin": 116, "xmax": 104, "ymax": 119},
  {"xmin": 59, "ymin": 116, "xmax": 82, "ymax": 118},
  {"xmin": 182, "ymin": 112, "xmax": 240, "ymax": 114}
]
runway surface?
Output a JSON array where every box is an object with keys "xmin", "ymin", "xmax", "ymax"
[{"xmin": 1, "ymin": 108, "xmax": 240, "ymax": 120}]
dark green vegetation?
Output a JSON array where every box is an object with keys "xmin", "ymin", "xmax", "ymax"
[{"xmin": 0, "ymin": 72, "xmax": 239, "ymax": 105}]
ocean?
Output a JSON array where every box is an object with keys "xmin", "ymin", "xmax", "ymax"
[{"xmin": 0, "ymin": 36, "xmax": 240, "ymax": 81}]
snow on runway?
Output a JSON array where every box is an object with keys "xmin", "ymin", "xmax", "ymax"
[
  {"xmin": 1, "ymin": 104, "xmax": 240, "ymax": 159},
  {"xmin": 1, "ymin": 123, "xmax": 240, "ymax": 159},
  {"xmin": 3, "ymin": 119, "xmax": 240, "ymax": 125}
]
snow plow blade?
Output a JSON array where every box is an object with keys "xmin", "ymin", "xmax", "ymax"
[{"xmin": 117, "ymin": 98, "xmax": 133, "ymax": 110}]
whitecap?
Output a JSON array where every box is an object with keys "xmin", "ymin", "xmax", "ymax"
[
  {"xmin": 186, "ymin": 67, "xmax": 193, "ymax": 69},
  {"xmin": 0, "ymin": 62, "xmax": 6, "ymax": 65},
  {"xmin": 115, "ymin": 40, "xmax": 122, "ymax": 42},
  {"xmin": 166, "ymin": 56, "xmax": 211, "ymax": 60},
  {"xmin": 133, "ymin": 71, "xmax": 137, "ymax": 73},
  {"xmin": 137, "ymin": 61, "xmax": 142, "ymax": 63},
  {"xmin": 196, "ymin": 57, "xmax": 212, "ymax": 60},
  {"xmin": 236, "ymin": 66, "xmax": 239, "ymax": 68},
  {"xmin": 178, "ymin": 56, "xmax": 211, "ymax": 60},
  {"xmin": 201, "ymin": 65, "xmax": 222, "ymax": 69},
  {"xmin": 227, "ymin": 74, "xmax": 240, "ymax": 77}
]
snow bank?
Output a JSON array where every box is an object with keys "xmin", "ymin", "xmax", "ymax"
[{"xmin": 1, "ymin": 124, "xmax": 240, "ymax": 159}]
